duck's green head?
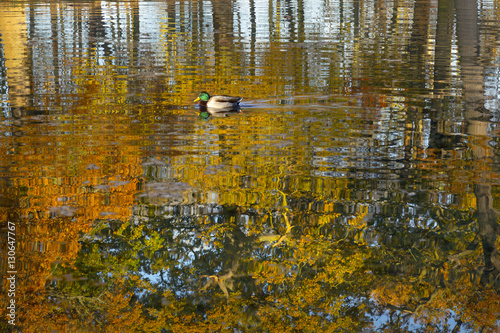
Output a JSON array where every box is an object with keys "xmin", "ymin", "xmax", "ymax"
[{"xmin": 194, "ymin": 92, "xmax": 210, "ymax": 103}]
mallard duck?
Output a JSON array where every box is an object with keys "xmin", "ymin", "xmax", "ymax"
[{"xmin": 194, "ymin": 91, "xmax": 242, "ymax": 109}]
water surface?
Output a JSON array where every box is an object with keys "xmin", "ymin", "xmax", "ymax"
[{"xmin": 1, "ymin": 0, "xmax": 500, "ymax": 332}]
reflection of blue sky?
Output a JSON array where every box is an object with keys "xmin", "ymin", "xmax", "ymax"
[
  {"xmin": 234, "ymin": 0, "xmax": 349, "ymax": 43},
  {"xmin": 370, "ymin": 308, "xmax": 463, "ymax": 332},
  {"xmin": 235, "ymin": 0, "xmax": 269, "ymax": 44}
]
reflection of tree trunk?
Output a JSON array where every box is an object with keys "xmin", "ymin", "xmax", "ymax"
[
  {"xmin": 455, "ymin": 0, "xmax": 484, "ymax": 117},
  {"xmin": 211, "ymin": 0, "xmax": 235, "ymax": 87},
  {"xmin": 89, "ymin": 1, "xmax": 111, "ymax": 56},
  {"xmin": 249, "ymin": 0, "xmax": 256, "ymax": 77},
  {"xmin": 295, "ymin": 0, "xmax": 307, "ymax": 90},
  {"xmin": 128, "ymin": 2, "xmax": 142, "ymax": 99},
  {"xmin": 457, "ymin": 0, "xmax": 488, "ymax": 169},
  {"xmin": 0, "ymin": 5, "xmax": 29, "ymax": 117},
  {"xmin": 433, "ymin": 0, "xmax": 454, "ymax": 97},
  {"xmin": 408, "ymin": 0, "xmax": 431, "ymax": 78},
  {"xmin": 456, "ymin": 0, "xmax": 490, "ymax": 165},
  {"xmin": 50, "ymin": 3, "xmax": 61, "ymax": 108},
  {"xmin": 212, "ymin": 0, "xmax": 234, "ymax": 49},
  {"xmin": 428, "ymin": 0, "xmax": 456, "ymax": 149},
  {"xmin": 473, "ymin": 185, "xmax": 500, "ymax": 282},
  {"xmin": 212, "ymin": 0, "xmax": 233, "ymax": 34},
  {"xmin": 457, "ymin": 0, "xmax": 500, "ymax": 285},
  {"xmin": 457, "ymin": 0, "xmax": 490, "ymax": 173}
]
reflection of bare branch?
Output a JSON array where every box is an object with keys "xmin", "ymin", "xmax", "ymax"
[
  {"xmin": 45, "ymin": 287, "xmax": 106, "ymax": 322},
  {"xmin": 451, "ymin": 320, "xmax": 463, "ymax": 333},
  {"xmin": 199, "ymin": 248, "xmax": 240, "ymax": 301},
  {"xmin": 447, "ymin": 232, "xmax": 481, "ymax": 263},
  {"xmin": 47, "ymin": 288, "xmax": 106, "ymax": 305},
  {"xmin": 382, "ymin": 286, "xmax": 441, "ymax": 318},
  {"xmin": 258, "ymin": 228, "xmax": 293, "ymax": 248},
  {"xmin": 414, "ymin": 288, "xmax": 440, "ymax": 313},
  {"xmin": 258, "ymin": 203, "xmax": 293, "ymax": 247},
  {"xmin": 200, "ymin": 269, "xmax": 234, "ymax": 300}
]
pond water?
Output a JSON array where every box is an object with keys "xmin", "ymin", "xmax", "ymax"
[{"xmin": 1, "ymin": 0, "xmax": 500, "ymax": 332}]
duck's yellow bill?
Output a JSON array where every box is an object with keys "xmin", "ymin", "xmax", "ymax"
[{"xmin": 194, "ymin": 97, "xmax": 200, "ymax": 102}]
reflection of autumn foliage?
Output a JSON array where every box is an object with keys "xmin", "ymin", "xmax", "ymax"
[
  {"xmin": 148, "ymin": 220, "xmax": 374, "ymax": 332},
  {"xmin": 0, "ymin": 110, "xmax": 144, "ymax": 331},
  {"xmin": 0, "ymin": 1, "xmax": 499, "ymax": 332},
  {"xmin": 372, "ymin": 282, "xmax": 418, "ymax": 309},
  {"xmin": 448, "ymin": 288, "xmax": 500, "ymax": 332},
  {"xmin": 371, "ymin": 245, "xmax": 500, "ymax": 332},
  {"xmin": 375, "ymin": 281, "xmax": 500, "ymax": 333},
  {"xmin": 5, "ymin": 279, "xmax": 165, "ymax": 333},
  {"xmin": 251, "ymin": 240, "xmax": 370, "ymax": 332}
]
